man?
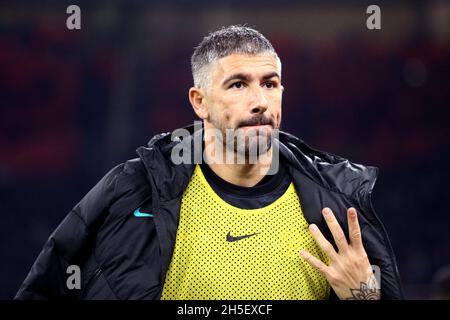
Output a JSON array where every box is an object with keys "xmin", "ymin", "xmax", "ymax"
[{"xmin": 16, "ymin": 25, "xmax": 403, "ymax": 300}]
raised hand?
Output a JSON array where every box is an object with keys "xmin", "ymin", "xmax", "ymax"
[{"xmin": 300, "ymin": 207, "xmax": 381, "ymax": 300}]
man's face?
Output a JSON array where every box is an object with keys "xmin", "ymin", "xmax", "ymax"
[{"xmin": 203, "ymin": 53, "xmax": 283, "ymax": 155}]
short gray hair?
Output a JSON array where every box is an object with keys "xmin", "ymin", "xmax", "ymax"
[{"xmin": 191, "ymin": 25, "xmax": 278, "ymax": 89}]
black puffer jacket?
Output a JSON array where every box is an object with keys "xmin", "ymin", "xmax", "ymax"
[{"xmin": 15, "ymin": 125, "xmax": 403, "ymax": 299}]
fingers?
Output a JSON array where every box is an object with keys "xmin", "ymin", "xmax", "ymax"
[
  {"xmin": 300, "ymin": 249, "xmax": 328, "ymax": 275},
  {"xmin": 347, "ymin": 207, "xmax": 363, "ymax": 251},
  {"xmin": 322, "ymin": 208, "xmax": 349, "ymax": 253},
  {"xmin": 308, "ymin": 223, "xmax": 338, "ymax": 261}
]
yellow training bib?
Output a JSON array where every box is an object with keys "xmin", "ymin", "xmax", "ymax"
[{"xmin": 161, "ymin": 165, "xmax": 330, "ymax": 300}]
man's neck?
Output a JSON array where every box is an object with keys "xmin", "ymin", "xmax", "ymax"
[
  {"xmin": 206, "ymin": 163, "xmax": 264, "ymax": 187},
  {"xmin": 204, "ymin": 149, "xmax": 273, "ymax": 188}
]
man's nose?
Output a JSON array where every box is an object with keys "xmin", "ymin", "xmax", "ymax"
[{"xmin": 250, "ymin": 87, "xmax": 269, "ymax": 114}]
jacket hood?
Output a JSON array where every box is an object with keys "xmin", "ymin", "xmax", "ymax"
[{"xmin": 136, "ymin": 123, "xmax": 378, "ymax": 204}]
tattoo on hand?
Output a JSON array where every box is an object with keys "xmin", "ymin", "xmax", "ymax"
[{"xmin": 346, "ymin": 275, "xmax": 381, "ymax": 300}]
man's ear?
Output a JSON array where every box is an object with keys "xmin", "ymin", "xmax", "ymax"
[{"xmin": 189, "ymin": 87, "xmax": 209, "ymax": 120}]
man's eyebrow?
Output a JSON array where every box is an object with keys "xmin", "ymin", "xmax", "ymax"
[
  {"xmin": 221, "ymin": 72, "xmax": 281, "ymax": 86},
  {"xmin": 261, "ymin": 72, "xmax": 281, "ymax": 81},
  {"xmin": 221, "ymin": 73, "xmax": 251, "ymax": 86}
]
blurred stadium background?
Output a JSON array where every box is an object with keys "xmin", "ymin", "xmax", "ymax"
[{"xmin": 0, "ymin": 0, "xmax": 449, "ymax": 299}]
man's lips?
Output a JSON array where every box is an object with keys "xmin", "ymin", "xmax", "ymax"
[
  {"xmin": 239, "ymin": 124, "xmax": 273, "ymax": 129},
  {"xmin": 237, "ymin": 124, "xmax": 274, "ymax": 136}
]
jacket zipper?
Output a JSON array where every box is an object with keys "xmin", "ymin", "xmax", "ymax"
[
  {"xmin": 83, "ymin": 268, "xmax": 102, "ymax": 297},
  {"xmin": 367, "ymin": 192, "xmax": 404, "ymax": 299}
]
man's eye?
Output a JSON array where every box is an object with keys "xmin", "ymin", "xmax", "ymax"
[
  {"xmin": 263, "ymin": 82, "xmax": 276, "ymax": 89},
  {"xmin": 231, "ymin": 82, "xmax": 245, "ymax": 89}
]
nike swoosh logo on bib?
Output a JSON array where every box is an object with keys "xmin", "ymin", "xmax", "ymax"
[{"xmin": 226, "ymin": 231, "xmax": 259, "ymax": 242}]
